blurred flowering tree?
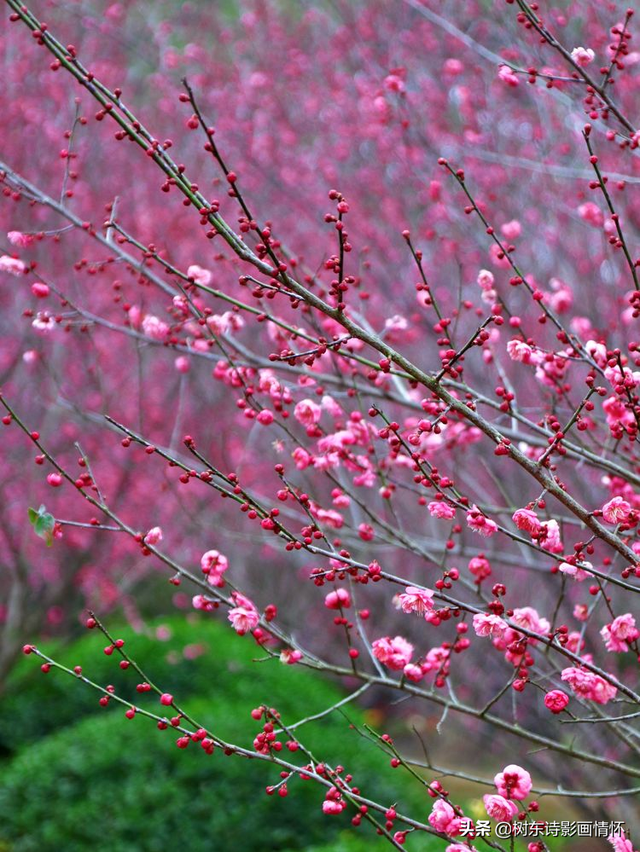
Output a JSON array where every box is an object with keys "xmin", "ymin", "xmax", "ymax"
[{"xmin": 2, "ymin": 0, "xmax": 640, "ymax": 848}]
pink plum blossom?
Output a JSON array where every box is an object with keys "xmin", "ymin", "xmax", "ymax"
[
  {"xmin": 507, "ymin": 339, "xmax": 533, "ymax": 363},
  {"xmin": 372, "ymin": 636, "xmax": 414, "ymax": 670},
  {"xmin": 280, "ymin": 648, "xmax": 303, "ymax": 665},
  {"xmin": 228, "ymin": 604, "xmax": 259, "ymax": 635},
  {"xmin": 498, "ymin": 64, "xmax": 519, "ymax": 86},
  {"xmin": 7, "ymin": 230, "xmax": 33, "ymax": 247},
  {"xmin": 608, "ymin": 834, "xmax": 635, "ymax": 852},
  {"xmin": 578, "ymin": 201, "xmax": 604, "ymax": 228},
  {"xmin": 403, "ymin": 663, "xmax": 425, "ymax": 683},
  {"xmin": 559, "ymin": 560, "xmax": 592, "ymax": 582},
  {"xmin": 473, "ymin": 613, "xmax": 507, "ymax": 638},
  {"xmin": 512, "ymin": 508, "xmax": 541, "ymax": 535},
  {"xmin": 466, "ymin": 505, "xmax": 498, "ymax": 537},
  {"xmin": 187, "ymin": 264, "xmax": 212, "ymax": 286},
  {"xmin": 144, "ymin": 527, "xmax": 163, "ymax": 545},
  {"xmin": 428, "ymin": 501, "xmax": 456, "ymax": 520},
  {"xmin": 500, "ymin": 219, "xmax": 521, "ymax": 240},
  {"xmin": 141, "ymin": 314, "xmax": 169, "ymax": 341},
  {"xmin": 477, "ymin": 269, "xmax": 494, "ymax": 290},
  {"xmin": 396, "ymin": 586, "xmax": 435, "ymax": 616},
  {"xmin": 428, "ymin": 799, "xmax": 463, "ymax": 836},
  {"xmin": 324, "ymin": 588, "xmax": 351, "ymax": 610},
  {"xmin": 601, "ymin": 496, "xmax": 632, "ymax": 524},
  {"xmin": 561, "ymin": 667, "xmax": 618, "ymax": 704},
  {"xmin": 483, "ymin": 794, "xmax": 519, "ymax": 821},
  {"xmin": 200, "ymin": 550, "xmax": 229, "ymax": 587},
  {"xmin": 539, "ymin": 519, "xmax": 563, "ymax": 553},
  {"xmin": 494, "ymin": 764, "xmax": 532, "ymax": 800},
  {"xmin": 544, "ymin": 690, "xmax": 570, "ymax": 714},
  {"xmin": 510, "ymin": 607, "xmax": 550, "ymax": 636},
  {"xmin": 601, "ymin": 614, "xmax": 639, "ymax": 652},
  {"xmin": 571, "ymin": 46, "xmax": 595, "ymax": 66},
  {"xmin": 294, "ymin": 399, "xmax": 322, "ymax": 427},
  {"xmin": 0, "ymin": 255, "xmax": 26, "ymax": 275}
]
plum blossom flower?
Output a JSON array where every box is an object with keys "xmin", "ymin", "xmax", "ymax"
[
  {"xmin": 358, "ymin": 523, "xmax": 374, "ymax": 540},
  {"xmin": 559, "ymin": 560, "xmax": 592, "ymax": 582},
  {"xmin": 571, "ymin": 46, "xmax": 595, "ymax": 66},
  {"xmin": 561, "ymin": 666, "xmax": 618, "ymax": 704},
  {"xmin": 403, "ymin": 663, "xmax": 425, "ymax": 683},
  {"xmin": 603, "ymin": 396, "xmax": 635, "ymax": 430},
  {"xmin": 500, "ymin": 219, "xmax": 521, "ymax": 240},
  {"xmin": 280, "ymin": 648, "xmax": 303, "ymax": 665},
  {"xmin": 422, "ymin": 646, "xmax": 449, "ymax": 672},
  {"xmin": 477, "ymin": 269, "xmax": 494, "ymax": 290},
  {"xmin": 473, "ymin": 613, "xmax": 507, "ymax": 638},
  {"xmin": 601, "ymin": 613, "xmax": 639, "ymax": 653},
  {"xmin": 396, "ymin": 586, "xmax": 435, "ymax": 616},
  {"xmin": 142, "ymin": 314, "xmax": 169, "ymax": 341},
  {"xmin": 574, "ymin": 603, "xmax": 589, "ymax": 622},
  {"xmin": 511, "ymin": 607, "xmax": 550, "ymax": 636},
  {"xmin": 322, "ymin": 798, "xmax": 346, "ymax": 815},
  {"xmin": 585, "ymin": 339, "xmax": 607, "ymax": 366},
  {"xmin": 498, "ymin": 64, "xmax": 519, "ymax": 86},
  {"xmin": 7, "ymin": 231, "xmax": 33, "ymax": 248},
  {"xmin": 609, "ymin": 613, "xmax": 638, "ymax": 641},
  {"xmin": 144, "ymin": 526, "xmax": 163, "ymax": 545},
  {"xmin": 294, "ymin": 398, "xmax": 322, "ymax": 427},
  {"xmin": 372, "ymin": 635, "xmax": 414, "ymax": 670},
  {"xmin": 565, "ymin": 631, "xmax": 585, "ymax": 655},
  {"xmin": 192, "ymin": 594, "xmax": 215, "ymax": 612},
  {"xmin": 608, "ymin": 833, "xmax": 635, "ymax": 852},
  {"xmin": 383, "ymin": 314, "xmax": 409, "ymax": 340},
  {"xmin": 602, "ymin": 496, "xmax": 632, "ymax": 524},
  {"xmin": 443, "ymin": 58, "xmax": 464, "ymax": 75},
  {"xmin": 200, "ymin": 549, "xmax": 229, "ymax": 587},
  {"xmin": 320, "ymin": 395, "xmax": 342, "ymax": 419},
  {"xmin": 327, "ymin": 488, "xmax": 348, "ymax": 509},
  {"xmin": 578, "ymin": 201, "xmax": 604, "ymax": 228},
  {"xmin": 512, "ymin": 508, "xmax": 541, "ymax": 535},
  {"xmin": 494, "ymin": 764, "xmax": 532, "ymax": 800},
  {"xmin": 310, "ymin": 504, "xmax": 344, "ymax": 528},
  {"xmin": 507, "ymin": 339, "xmax": 533, "ymax": 363},
  {"xmin": 0, "ymin": 255, "xmax": 26, "ymax": 275},
  {"xmin": 428, "ymin": 799, "xmax": 463, "ymax": 836},
  {"xmin": 539, "ymin": 519, "xmax": 563, "ymax": 553},
  {"xmin": 228, "ymin": 600, "xmax": 259, "ymax": 635},
  {"xmin": 292, "ymin": 447, "xmax": 313, "ymax": 469},
  {"xmin": 32, "ymin": 313, "xmax": 55, "ymax": 333},
  {"xmin": 544, "ymin": 690, "xmax": 570, "ymax": 714},
  {"xmin": 428, "ymin": 500, "xmax": 456, "ymax": 520},
  {"xmin": 489, "ymin": 242, "xmax": 511, "ymax": 269},
  {"xmin": 468, "ymin": 554, "xmax": 492, "ymax": 582},
  {"xmin": 187, "ymin": 264, "xmax": 212, "ymax": 286},
  {"xmin": 466, "ymin": 505, "xmax": 498, "ymax": 537},
  {"xmin": 384, "ymin": 72, "xmax": 405, "ymax": 92},
  {"xmin": 483, "ymin": 794, "xmax": 519, "ymax": 821},
  {"xmin": 324, "ymin": 588, "xmax": 351, "ymax": 609},
  {"xmin": 546, "ymin": 277, "xmax": 573, "ymax": 313},
  {"xmin": 207, "ymin": 311, "xmax": 245, "ymax": 335}
]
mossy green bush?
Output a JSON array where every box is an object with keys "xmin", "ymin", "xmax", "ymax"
[{"xmin": 0, "ymin": 616, "xmax": 442, "ymax": 852}]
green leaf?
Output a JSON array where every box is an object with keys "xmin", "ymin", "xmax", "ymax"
[{"xmin": 28, "ymin": 506, "xmax": 55, "ymax": 546}]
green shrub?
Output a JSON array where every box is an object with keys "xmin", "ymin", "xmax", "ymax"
[
  {"xmin": 0, "ymin": 617, "xmax": 442, "ymax": 851},
  {"xmin": 0, "ymin": 614, "xmax": 266, "ymax": 754}
]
